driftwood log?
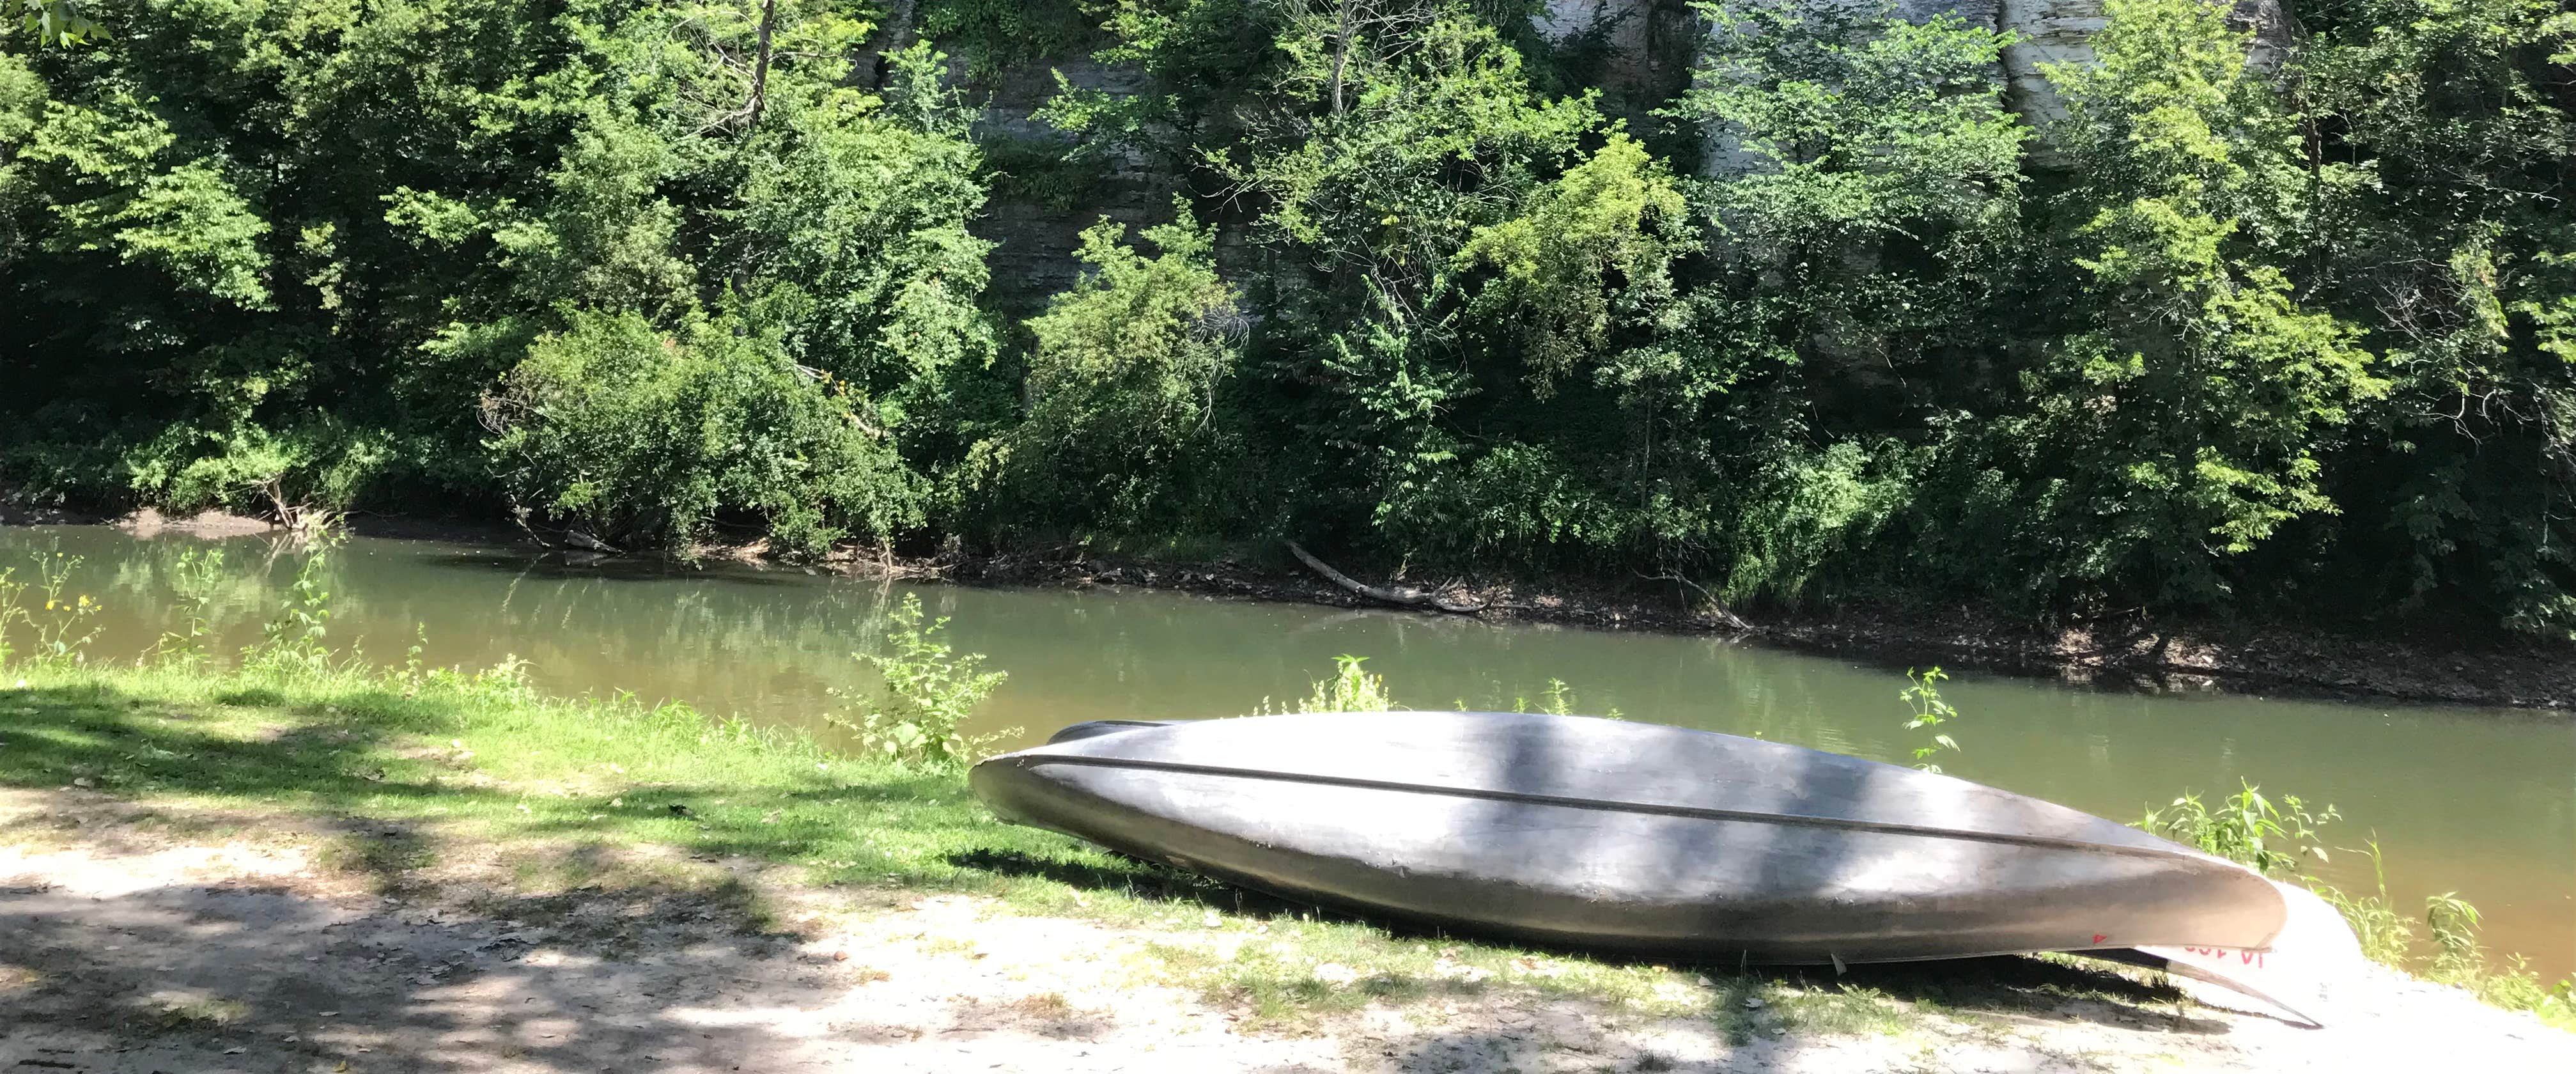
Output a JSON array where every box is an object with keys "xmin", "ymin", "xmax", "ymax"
[{"xmin": 1286, "ymin": 540, "xmax": 1489, "ymax": 615}]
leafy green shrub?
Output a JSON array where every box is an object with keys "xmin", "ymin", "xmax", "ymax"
[
  {"xmin": 2139, "ymin": 781, "xmax": 2339, "ymax": 878},
  {"xmin": 2295, "ymin": 0, "xmax": 2576, "ymax": 637},
  {"xmin": 486, "ymin": 309, "xmax": 926, "ymax": 556},
  {"xmin": 1264, "ymin": 655, "xmax": 1396, "ymax": 715},
  {"xmin": 1372, "ymin": 441, "xmax": 1638, "ymax": 570},
  {"xmin": 1982, "ymin": 0, "xmax": 2385, "ymax": 607},
  {"xmin": 733, "ymin": 45, "xmax": 997, "ymax": 389},
  {"xmin": 969, "ymin": 205, "xmax": 1244, "ymax": 534},
  {"xmin": 1714, "ymin": 442, "xmax": 1917, "ymax": 608},
  {"xmin": 1675, "ymin": 0, "xmax": 2026, "ymax": 266},
  {"xmin": 831, "ymin": 593, "xmax": 1013, "ymax": 768},
  {"xmin": 2, "ymin": 7, "xmax": 991, "ymax": 561},
  {"xmin": 1455, "ymin": 134, "xmax": 1692, "ymax": 391}
]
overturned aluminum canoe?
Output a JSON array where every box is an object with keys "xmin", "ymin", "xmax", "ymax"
[{"xmin": 970, "ymin": 712, "xmax": 2288, "ymax": 964}]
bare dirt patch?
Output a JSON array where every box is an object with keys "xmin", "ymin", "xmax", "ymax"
[{"xmin": 1, "ymin": 787, "xmax": 2566, "ymax": 1073}]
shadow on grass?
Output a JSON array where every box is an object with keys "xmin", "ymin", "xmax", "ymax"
[
  {"xmin": 3, "ymin": 680, "xmax": 449, "ymax": 806},
  {"xmin": 947, "ymin": 849, "xmax": 2233, "ymax": 1040},
  {"xmin": 0, "ymin": 674, "xmax": 1112, "ymax": 899},
  {"xmin": 947, "ymin": 848, "xmax": 1304, "ymax": 914}
]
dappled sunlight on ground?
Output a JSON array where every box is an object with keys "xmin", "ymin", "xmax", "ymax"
[
  {"xmin": 2, "ymin": 669, "xmax": 2568, "ymax": 1072},
  {"xmin": 9, "ymin": 800, "xmax": 2568, "ymax": 1073}
]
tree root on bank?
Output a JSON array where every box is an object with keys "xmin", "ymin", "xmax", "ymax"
[{"xmin": 1285, "ymin": 540, "xmax": 1489, "ymax": 614}]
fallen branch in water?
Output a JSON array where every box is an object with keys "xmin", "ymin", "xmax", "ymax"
[
  {"xmin": 1640, "ymin": 570, "xmax": 1755, "ymax": 632},
  {"xmin": 1285, "ymin": 540, "xmax": 1488, "ymax": 614}
]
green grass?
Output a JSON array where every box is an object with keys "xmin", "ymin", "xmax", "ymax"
[
  {"xmin": 0, "ymin": 659, "xmax": 1142, "ymax": 905},
  {"xmin": 0, "ymin": 655, "xmax": 2201, "ymax": 1038}
]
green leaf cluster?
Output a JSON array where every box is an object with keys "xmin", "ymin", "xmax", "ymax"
[
  {"xmin": 970, "ymin": 204, "xmax": 1246, "ymax": 534},
  {"xmin": 6, "ymin": 0, "xmax": 2575, "ymax": 635},
  {"xmin": 830, "ymin": 591, "xmax": 1014, "ymax": 768},
  {"xmin": 2, "ymin": 2, "xmax": 989, "ymax": 556}
]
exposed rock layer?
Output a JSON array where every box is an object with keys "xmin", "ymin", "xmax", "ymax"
[{"xmin": 1543, "ymin": 0, "xmax": 2292, "ymax": 148}]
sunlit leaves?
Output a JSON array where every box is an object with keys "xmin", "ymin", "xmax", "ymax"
[
  {"xmin": 972, "ymin": 203, "xmax": 1245, "ymax": 533},
  {"xmin": 14, "ymin": 0, "xmax": 104, "ymax": 47},
  {"xmin": 1456, "ymin": 135, "xmax": 1691, "ymax": 391},
  {"xmin": 1984, "ymin": 0, "xmax": 2386, "ymax": 601}
]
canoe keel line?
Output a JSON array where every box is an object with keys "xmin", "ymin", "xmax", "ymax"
[
  {"xmin": 970, "ymin": 712, "xmax": 2361, "ymax": 1026},
  {"xmin": 1008, "ymin": 753, "xmax": 2238, "ymax": 861}
]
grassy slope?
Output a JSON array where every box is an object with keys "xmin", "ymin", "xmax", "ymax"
[{"xmin": 0, "ymin": 657, "xmax": 2185, "ymax": 1037}]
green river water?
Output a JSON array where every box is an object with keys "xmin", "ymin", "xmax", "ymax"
[{"xmin": 4, "ymin": 526, "xmax": 2569, "ymax": 981}]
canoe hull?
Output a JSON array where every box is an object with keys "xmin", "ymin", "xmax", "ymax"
[{"xmin": 971, "ymin": 712, "xmax": 2285, "ymax": 964}]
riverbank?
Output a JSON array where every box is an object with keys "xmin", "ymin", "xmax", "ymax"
[
  {"xmin": 24, "ymin": 504, "xmax": 2573, "ymax": 712},
  {"xmin": 929, "ymin": 551, "xmax": 2576, "ymax": 712},
  {"xmin": 3, "ymin": 660, "xmax": 2568, "ymax": 1073}
]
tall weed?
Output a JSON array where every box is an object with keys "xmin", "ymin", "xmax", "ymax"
[
  {"xmin": 0, "ymin": 566, "xmax": 20, "ymax": 667},
  {"xmin": 246, "ymin": 551, "xmax": 339, "ymax": 676},
  {"xmin": 830, "ymin": 593, "xmax": 1013, "ymax": 768},
  {"xmin": 2318, "ymin": 839, "xmax": 2416, "ymax": 966},
  {"xmin": 2, "ymin": 552, "xmax": 106, "ymax": 666},
  {"xmin": 150, "ymin": 547, "xmax": 230, "ymax": 666},
  {"xmin": 1898, "ymin": 667, "xmax": 1961, "ymax": 772},
  {"xmin": 1513, "ymin": 678, "xmax": 1622, "ymax": 720},
  {"xmin": 1279, "ymin": 655, "xmax": 1394, "ymax": 713},
  {"xmin": 2140, "ymin": 781, "xmax": 2338, "ymax": 878}
]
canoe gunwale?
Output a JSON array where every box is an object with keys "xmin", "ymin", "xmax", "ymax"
[{"xmin": 998, "ymin": 752, "xmax": 2230, "ymax": 864}]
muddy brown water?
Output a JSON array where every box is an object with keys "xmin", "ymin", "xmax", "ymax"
[{"xmin": 4, "ymin": 526, "xmax": 2569, "ymax": 981}]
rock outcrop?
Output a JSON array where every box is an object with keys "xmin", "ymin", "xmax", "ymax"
[
  {"xmin": 956, "ymin": 0, "xmax": 2295, "ymax": 302},
  {"xmin": 1542, "ymin": 0, "xmax": 2292, "ymax": 170},
  {"xmin": 1992, "ymin": 0, "xmax": 2290, "ymax": 126}
]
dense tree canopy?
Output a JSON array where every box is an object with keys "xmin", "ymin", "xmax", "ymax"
[{"xmin": 4, "ymin": 0, "xmax": 2572, "ymax": 635}]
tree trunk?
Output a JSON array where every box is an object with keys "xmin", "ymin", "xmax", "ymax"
[
  {"xmin": 1287, "ymin": 540, "xmax": 1487, "ymax": 614},
  {"xmin": 1330, "ymin": 0, "xmax": 1353, "ymax": 116},
  {"xmin": 747, "ymin": 0, "xmax": 777, "ymax": 130}
]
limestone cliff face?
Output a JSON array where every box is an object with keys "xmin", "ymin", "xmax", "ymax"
[
  {"xmin": 1544, "ymin": 0, "xmax": 2292, "ymax": 169},
  {"xmin": 968, "ymin": 58, "xmax": 1174, "ymax": 319},
  {"xmin": 961, "ymin": 1, "xmax": 2292, "ymax": 304},
  {"xmin": 1992, "ymin": 0, "xmax": 2289, "ymax": 125}
]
